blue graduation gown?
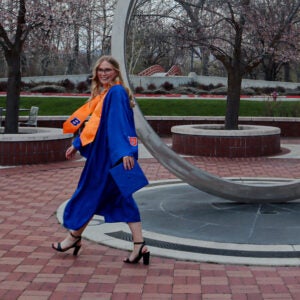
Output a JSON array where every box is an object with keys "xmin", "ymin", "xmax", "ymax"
[{"xmin": 63, "ymin": 85, "xmax": 141, "ymax": 230}]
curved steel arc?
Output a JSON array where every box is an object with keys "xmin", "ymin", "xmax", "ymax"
[{"xmin": 111, "ymin": 0, "xmax": 300, "ymax": 203}]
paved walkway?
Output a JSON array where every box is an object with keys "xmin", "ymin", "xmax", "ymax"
[{"xmin": 1, "ymin": 137, "xmax": 300, "ymax": 299}]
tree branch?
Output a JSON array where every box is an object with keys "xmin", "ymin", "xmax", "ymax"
[
  {"xmin": 0, "ymin": 23, "xmax": 13, "ymax": 50},
  {"xmin": 15, "ymin": 0, "xmax": 26, "ymax": 48}
]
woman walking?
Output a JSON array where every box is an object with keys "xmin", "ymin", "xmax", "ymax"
[{"xmin": 52, "ymin": 56, "xmax": 149, "ymax": 265}]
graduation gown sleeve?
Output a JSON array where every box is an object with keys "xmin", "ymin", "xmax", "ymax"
[{"xmin": 105, "ymin": 85, "xmax": 138, "ymax": 165}]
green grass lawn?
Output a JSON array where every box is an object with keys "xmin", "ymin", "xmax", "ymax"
[
  {"xmin": 136, "ymin": 99, "xmax": 300, "ymax": 117},
  {"xmin": 0, "ymin": 96, "xmax": 87, "ymax": 116},
  {"xmin": 1, "ymin": 96, "xmax": 300, "ymax": 117}
]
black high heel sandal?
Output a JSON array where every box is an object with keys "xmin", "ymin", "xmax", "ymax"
[
  {"xmin": 124, "ymin": 241, "xmax": 150, "ymax": 265},
  {"xmin": 52, "ymin": 231, "xmax": 82, "ymax": 256}
]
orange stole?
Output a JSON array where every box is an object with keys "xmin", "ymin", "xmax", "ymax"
[
  {"xmin": 80, "ymin": 90, "xmax": 107, "ymax": 146},
  {"xmin": 63, "ymin": 97, "xmax": 98, "ymax": 134},
  {"xmin": 63, "ymin": 90, "xmax": 107, "ymax": 146}
]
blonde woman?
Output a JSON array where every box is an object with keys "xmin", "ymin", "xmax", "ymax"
[{"xmin": 52, "ymin": 56, "xmax": 150, "ymax": 265}]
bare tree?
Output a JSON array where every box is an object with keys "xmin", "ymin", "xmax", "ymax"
[
  {"xmin": 172, "ymin": 0, "xmax": 300, "ymax": 129},
  {"xmin": 0, "ymin": 0, "xmax": 117, "ymax": 134},
  {"xmin": 252, "ymin": 0, "xmax": 300, "ymax": 81},
  {"xmin": 0, "ymin": 0, "xmax": 117, "ymax": 77},
  {"xmin": 128, "ymin": 0, "xmax": 186, "ymax": 73},
  {"xmin": 0, "ymin": 0, "xmax": 61, "ymax": 133},
  {"xmin": 76, "ymin": 0, "xmax": 116, "ymax": 70},
  {"xmin": 130, "ymin": 0, "xmax": 300, "ymax": 128}
]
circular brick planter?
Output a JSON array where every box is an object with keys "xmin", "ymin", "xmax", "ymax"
[
  {"xmin": 0, "ymin": 127, "xmax": 73, "ymax": 165},
  {"xmin": 171, "ymin": 124, "xmax": 281, "ymax": 157}
]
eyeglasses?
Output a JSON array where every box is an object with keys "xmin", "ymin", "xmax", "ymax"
[{"xmin": 97, "ymin": 68, "xmax": 114, "ymax": 74}]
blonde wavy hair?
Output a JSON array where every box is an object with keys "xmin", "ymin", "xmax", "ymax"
[{"xmin": 89, "ymin": 55, "xmax": 135, "ymax": 108}]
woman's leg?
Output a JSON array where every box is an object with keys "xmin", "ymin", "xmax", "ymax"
[
  {"xmin": 128, "ymin": 221, "xmax": 143, "ymax": 242},
  {"xmin": 126, "ymin": 222, "xmax": 148, "ymax": 261}
]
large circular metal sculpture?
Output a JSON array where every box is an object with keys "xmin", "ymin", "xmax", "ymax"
[{"xmin": 111, "ymin": 0, "xmax": 300, "ymax": 203}]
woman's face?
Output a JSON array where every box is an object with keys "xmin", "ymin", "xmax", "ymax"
[{"xmin": 97, "ymin": 61, "xmax": 118, "ymax": 86}]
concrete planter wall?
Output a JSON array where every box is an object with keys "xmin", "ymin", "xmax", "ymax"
[
  {"xmin": 0, "ymin": 127, "xmax": 73, "ymax": 165},
  {"xmin": 1, "ymin": 116, "xmax": 299, "ymax": 165},
  {"xmin": 172, "ymin": 124, "xmax": 281, "ymax": 157}
]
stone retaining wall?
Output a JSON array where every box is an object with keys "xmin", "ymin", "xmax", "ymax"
[
  {"xmin": 130, "ymin": 75, "xmax": 300, "ymax": 90},
  {"xmin": 1, "ymin": 74, "xmax": 298, "ymax": 90},
  {"xmin": 145, "ymin": 116, "xmax": 300, "ymax": 137}
]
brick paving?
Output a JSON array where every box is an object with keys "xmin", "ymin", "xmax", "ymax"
[{"xmin": 1, "ymin": 138, "xmax": 300, "ymax": 299}]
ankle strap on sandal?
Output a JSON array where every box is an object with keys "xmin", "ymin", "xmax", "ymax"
[
  {"xmin": 134, "ymin": 241, "xmax": 145, "ymax": 245},
  {"xmin": 70, "ymin": 231, "xmax": 81, "ymax": 240}
]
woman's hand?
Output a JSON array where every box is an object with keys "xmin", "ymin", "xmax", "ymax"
[
  {"xmin": 123, "ymin": 156, "xmax": 134, "ymax": 170},
  {"xmin": 66, "ymin": 145, "xmax": 77, "ymax": 160}
]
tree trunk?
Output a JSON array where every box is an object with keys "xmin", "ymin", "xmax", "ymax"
[
  {"xmin": 225, "ymin": 70, "xmax": 242, "ymax": 130},
  {"xmin": 86, "ymin": 18, "xmax": 92, "ymax": 69},
  {"xmin": 201, "ymin": 48, "xmax": 209, "ymax": 76},
  {"xmin": 66, "ymin": 24, "xmax": 79, "ymax": 74},
  {"xmin": 284, "ymin": 62, "xmax": 291, "ymax": 82},
  {"xmin": 263, "ymin": 58, "xmax": 277, "ymax": 81},
  {"xmin": 4, "ymin": 51, "xmax": 21, "ymax": 134}
]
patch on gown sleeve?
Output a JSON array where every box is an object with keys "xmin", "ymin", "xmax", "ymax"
[{"xmin": 128, "ymin": 136, "xmax": 138, "ymax": 146}]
